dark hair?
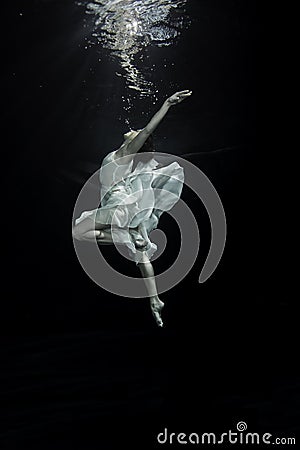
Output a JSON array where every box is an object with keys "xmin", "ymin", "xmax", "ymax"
[{"xmin": 132, "ymin": 134, "xmax": 155, "ymax": 171}]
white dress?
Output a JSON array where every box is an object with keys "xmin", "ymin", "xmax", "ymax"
[{"xmin": 75, "ymin": 150, "xmax": 184, "ymax": 262}]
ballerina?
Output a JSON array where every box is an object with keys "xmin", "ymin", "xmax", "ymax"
[{"xmin": 73, "ymin": 90, "xmax": 192, "ymax": 326}]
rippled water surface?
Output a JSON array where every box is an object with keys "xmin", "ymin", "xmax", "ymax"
[{"xmin": 77, "ymin": 0, "xmax": 190, "ymax": 97}]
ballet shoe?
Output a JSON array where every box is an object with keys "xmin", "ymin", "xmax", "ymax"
[{"xmin": 150, "ymin": 297, "xmax": 164, "ymax": 327}]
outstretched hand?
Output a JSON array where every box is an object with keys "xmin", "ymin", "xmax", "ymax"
[{"xmin": 165, "ymin": 90, "xmax": 192, "ymax": 106}]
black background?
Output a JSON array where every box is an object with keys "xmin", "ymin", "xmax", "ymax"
[{"xmin": 1, "ymin": 1, "xmax": 297, "ymax": 449}]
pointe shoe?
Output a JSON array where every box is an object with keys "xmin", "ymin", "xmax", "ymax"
[
  {"xmin": 151, "ymin": 308, "xmax": 163, "ymax": 327},
  {"xmin": 150, "ymin": 298, "xmax": 164, "ymax": 327}
]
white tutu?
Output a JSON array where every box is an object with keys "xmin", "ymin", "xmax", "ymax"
[{"xmin": 75, "ymin": 150, "xmax": 184, "ymax": 263}]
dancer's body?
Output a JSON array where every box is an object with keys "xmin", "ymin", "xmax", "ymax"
[{"xmin": 73, "ymin": 90, "xmax": 192, "ymax": 326}]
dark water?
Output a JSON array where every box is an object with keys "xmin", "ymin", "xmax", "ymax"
[
  {"xmin": 2, "ymin": 1, "xmax": 298, "ymax": 449},
  {"xmin": 78, "ymin": 0, "xmax": 190, "ymax": 98}
]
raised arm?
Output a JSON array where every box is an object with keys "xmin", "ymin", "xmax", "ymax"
[{"xmin": 116, "ymin": 90, "xmax": 192, "ymax": 160}]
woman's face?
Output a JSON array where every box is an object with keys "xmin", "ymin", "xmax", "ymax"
[{"xmin": 123, "ymin": 130, "xmax": 140, "ymax": 142}]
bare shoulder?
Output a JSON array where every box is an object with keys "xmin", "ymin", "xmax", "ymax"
[
  {"xmin": 113, "ymin": 144, "xmax": 133, "ymax": 165},
  {"xmin": 101, "ymin": 149, "xmax": 115, "ymax": 166}
]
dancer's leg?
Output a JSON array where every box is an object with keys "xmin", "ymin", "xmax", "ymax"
[
  {"xmin": 97, "ymin": 228, "xmax": 114, "ymax": 244},
  {"xmin": 72, "ymin": 216, "xmax": 106, "ymax": 240},
  {"xmin": 78, "ymin": 229, "xmax": 114, "ymax": 243},
  {"xmin": 137, "ymin": 223, "xmax": 151, "ymax": 248},
  {"xmin": 73, "ymin": 221, "xmax": 163, "ymax": 325},
  {"xmin": 72, "ymin": 217, "xmax": 115, "ymax": 243},
  {"xmin": 137, "ymin": 252, "xmax": 164, "ymax": 327}
]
